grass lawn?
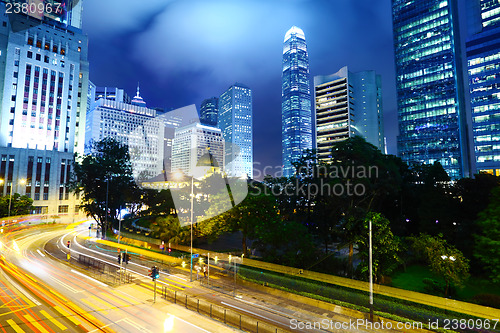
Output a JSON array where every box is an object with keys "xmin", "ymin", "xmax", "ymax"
[{"xmin": 391, "ymin": 264, "xmax": 500, "ymax": 302}]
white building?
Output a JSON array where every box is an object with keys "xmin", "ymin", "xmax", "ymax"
[
  {"xmin": 218, "ymin": 83, "xmax": 253, "ymax": 179},
  {"xmin": 314, "ymin": 67, "xmax": 384, "ymax": 161},
  {"xmin": 85, "ymin": 98, "xmax": 164, "ymax": 181},
  {"xmin": 0, "ymin": 4, "xmax": 89, "ymax": 215},
  {"xmin": 171, "ymin": 122, "xmax": 224, "ymax": 177}
]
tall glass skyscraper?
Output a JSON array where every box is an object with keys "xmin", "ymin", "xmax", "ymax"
[
  {"xmin": 467, "ymin": 0, "xmax": 500, "ymax": 175},
  {"xmin": 281, "ymin": 26, "xmax": 312, "ymax": 177},
  {"xmin": 392, "ymin": 0, "xmax": 470, "ymax": 179},
  {"xmin": 218, "ymin": 83, "xmax": 253, "ymax": 179},
  {"xmin": 200, "ymin": 97, "xmax": 219, "ymax": 126}
]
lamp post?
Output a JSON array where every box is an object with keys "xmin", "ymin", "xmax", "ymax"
[
  {"xmin": 441, "ymin": 255, "xmax": 456, "ymax": 297},
  {"xmin": 7, "ymin": 179, "xmax": 25, "ymax": 217},
  {"xmin": 369, "ymin": 219, "xmax": 374, "ymax": 322},
  {"xmin": 104, "ymin": 177, "xmax": 109, "ymax": 240},
  {"xmin": 190, "ymin": 175, "xmax": 194, "ymax": 283},
  {"xmin": 174, "ymin": 172, "xmax": 195, "ymax": 282}
]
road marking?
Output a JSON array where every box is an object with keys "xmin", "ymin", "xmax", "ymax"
[
  {"xmin": 97, "ymin": 291, "xmax": 130, "ymax": 308},
  {"xmin": 168, "ymin": 314, "xmax": 212, "ymax": 333},
  {"xmin": 70, "ymin": 269, "xmax": 108, "ymax": 287},
  {"xmin": 54, "ymin": 306, "xmax": 81, "ymax": 326},
  {"xmin": 40, "ymin": 310, "xmax": 67, "ymax": 331},
  {"xmin": 48, "ymin": 277, "xmax": 80, "ymax": 293},
  {"xmin": 6, "ymin": 319, "xmax": 25, "ymax": 333},
  {"xmin": 1, "ymin": 270, "xmax": 41, "ymax": 306},
  {"xmin": 220, "ymin": 301, "xmax": 284, "ymax": 325},
  {"xmin": 36, "ymin": 249, "xmax": 46, "ymax": 257},
  {"xmin": 80, "ymin": 298, "xmax": 109, "ymax": 315},
  {"xmin": 89, "ymin": 295, "xmax": 117, "ymax": 311},
  {"xmin": 23, "ymin": 314, "xmax": 51, "ymax": 333},
  {"xmin": 123, "ymin": 318, "xmax": 152, "ymax": 333}
]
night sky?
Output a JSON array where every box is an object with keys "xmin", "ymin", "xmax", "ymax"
[{"xmin": 82, "ymin": 0, "xmax": 468, "ymax": 177}]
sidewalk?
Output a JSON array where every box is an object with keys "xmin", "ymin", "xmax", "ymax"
[{"xmin": 117, "ymin": 283, "xmax": 240, "ymax": 333}]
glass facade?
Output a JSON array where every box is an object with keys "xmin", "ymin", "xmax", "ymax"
[
  {"xmin": 200, "ymin": 97, "xmax": 219, "ymax": 126},
  {"xmin": 392, "ymin": 0, "xmax": 470, "ymax": 179},
  {"xmin": 281, "ymin": 26, "xmax": 312, "ymax": 177},
  {"xmin": 218, "ymin": 83, "xmax": 253, "ymax": 179},
  {"xmin": 467, "ymin": 0, "xmax": 500, "ymax": 175}
]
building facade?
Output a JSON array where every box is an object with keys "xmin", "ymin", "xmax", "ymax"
[
  {"xmin": 466, "ymin": 0, "xmax": 500, "ymax": 175},
  {"xmin": 314, "ymin": 67, "xmax": 384, "ymax": 161},
  {"xmin": 281, "ymin": 26, "xmax": 312, "ymax": 177},
  {"xmin": 200, "ymin": 97, "xmax": 218, "ymax": 126},
  {"xmin": 171, "ymin": 122, "xmax": 224, "ymax": 177},
  {"xmin": 0, "ymin": 4, "xmax": 89, "ymax": 215},
  {"xmin": 85, "ymin": 98, "xmax": 164, "ymax": 181},
  {"xmin": 218, "ymin": 83, "xmax": 253, "ymax": 179},
  {"xmin": 392, "ymin": 0, "xmax": 470, "ymax": 179},
  {"xmin": 94, "ymin": 86, "xmax": 131, "ymax": 104}
]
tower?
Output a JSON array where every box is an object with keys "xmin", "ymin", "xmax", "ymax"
[
  {"xmin": 392, "ymin": 0, "xmax": 470, "ymax": 179},
  {"xmin": 199, "ymin": 97, "xmax": 218, "ymax": 126},
  {"xmin": 467, "ymin": 0, "xmax": 500, "ymax": 175},
  {"xmin": 281, "ymin": 26, "xmax": 312, "ymax": 177},
  {"xmin": 218, "ymin": 83, "xmax": 253, "ymax": 179}
]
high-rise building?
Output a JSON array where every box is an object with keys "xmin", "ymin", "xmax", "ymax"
[
  {"xmin": 200, "ymin": 97, "xmax": 218, "ymax": 126},
  {"xmin": 218, "ymin": 83, "xmax": 253, "ymax": 179},
  {"xmin": 314, "ymin": 67, "xmax": 384, "ymax": 161},
  {"xmin": 85, "ymin": 98, "xmax": 164, "ymax": 181},
  {"xmin": 0, "ymin": 3, "xmax": 89, "ymax": 215},
  {"xmin": 281, "ymin": 26, "xmax": 312, "ymax": 177},
  {"xmin": 171, "ymin": 122, "xmax": 224, "ymax": 177},
  {"xmin": 466, "ymin": 0, "xmax": 500, "ymax": 175},
  {"xmin": 392, "ymin": 0, "xmax": 470, "ymax": 179},
  {"xmin": 94, "ymin": 86, "xmax": 131, "ymax": 104}
]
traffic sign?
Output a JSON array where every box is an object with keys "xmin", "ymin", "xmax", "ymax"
[{"xmin": 192, "ymin": 254, "xmax": 199, "ymax": 258}]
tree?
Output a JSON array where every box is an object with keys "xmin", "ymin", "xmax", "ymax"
[
  {"xmin": 474, "ymin": 187, "xmax": 500, "ymax": 283},
  {"xmin": 70, "ymin": 138, "xmax": 137, "ymax": 238},
  {"xmin": 151, "ymin": 215, "xmax": 189, "ymax": 244},
  {"xmin": 411, "ymin": 234, "xmax": 470, "ymax": 297},
  {"xmin": 355, "ymin": 212, "xmax": 403, "ymax": 282},
  {"xmin": 140, "ymin": 189, "xmax": 176, "ymax": 216},
  {"xmin": 0, "ymin": 194, "xmax": 33, "ymax": 217}
]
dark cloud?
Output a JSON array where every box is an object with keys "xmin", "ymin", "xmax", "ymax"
[{"xmin": 83, "ymin": 0, "xmax": 401, "ymax": 173}]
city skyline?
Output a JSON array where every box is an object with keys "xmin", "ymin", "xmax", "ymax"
[{"xmin": 82, "ymin": 0, "xmax": 402, "ymax": 174}]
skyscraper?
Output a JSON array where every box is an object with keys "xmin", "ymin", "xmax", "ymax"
[
  {"xmin": 314, "ymin": 67, "xmax": 384, "ymax": 161},
  {"xmin": 200, "ymin": 97, "xmax": 218, "ymax": 126},
  {"xmin": 218, "ymin": 83, "xmax": 253, "ymax": 179},
  {"xmin": 281, "ymin": 26, "xmax": 312, "ymax": 177},
  {"xmin": 0, "ymin": 3, "xmax": 89, "ymax": 215},
  {"xmin": 171, "ymin": 122, "xmax": 224, "ymax": 177},
  {"xmin": 467, "ymin": 0, "xmax": 500, "ymax": 175},
  {"xmin": 392, "ymin": 0, "xmax": 470, "ymax": 179}
]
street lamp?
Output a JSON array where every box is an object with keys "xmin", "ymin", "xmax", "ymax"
[
  {"xmin": 368, "ymin": 219, "xmax": 374, "ymax": 322},
  {"xmin": 174, "ymin": 171, "xmax": 194, "ymax": 282},
  {"xmin": 6, "ymin": 179, "xmax": 26, "ymax": 217}
]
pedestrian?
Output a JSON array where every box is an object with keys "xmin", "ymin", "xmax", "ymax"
[
  {"xmin": 203, "ymin": 264, "xmax": 207, "ymax": 278},
  {"xmin": 195, "ymin": 264, "xmax": 201, "ymax": 280}
]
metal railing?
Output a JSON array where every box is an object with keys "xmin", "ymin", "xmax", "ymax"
[
  {"xmin": 160, "ymin": 285, "xmax": 291, "ymax": 333},
  {"xmin": 76, "ymin": 254, "xmax": 133, "ymax": 284}
]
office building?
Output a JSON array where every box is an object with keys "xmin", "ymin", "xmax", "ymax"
[
  {"xmin": 94, "ymin": 86, "xmax": 131, "ymax": 104},
  {"xmin": 392, "ymin": 0, "xmax": 470, "ymax": 179},
  {"xmin": 85, "ymin": 98, "xmax": 164, "ymax": 180},
  {"xmin": 0, "ymin": 3, "xmax": 89, "ymax": 215},
  {"xmin": 466, "ymin": 0, "xmax": 500, "ymax": 175},
  {"xmin": 199, "ymin": 97, "xmax": 218, "ymax": 126},
  {"xmin": 171, "ymin": 122, "xmax": 224, "ymax": 177},
  {"xmin": 218, "ymin": 83, "xmax": 253, "ymax": 179},
  {"xmin": 314, "ymin": 67, "xmax": 384, "ymax": 161},
  {"xmin": 281, "ymin": 26, "xmax": 312, "ymax": 177}
]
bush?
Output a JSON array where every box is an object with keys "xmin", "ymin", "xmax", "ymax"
[{"xmin": 471, "ymin": 294, "xmax": 500, "ymax": 309}]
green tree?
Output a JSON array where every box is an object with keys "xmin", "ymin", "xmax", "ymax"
[
  {"xmin": 474, "ymin": 187, "xmax": 500, "ymax": 283},
  {"xmin": 355, "ymin": 212, "xmax": 403, "ymax": 282},
  {"xmin": 0, "ymin": 194, "xmax": 33, "ymax": 217},
  {"xmin": 411, "ymin": 234, "xmax": 470, "ymax": 296},
  {"xmin": 151, "ymin": 215, "xmax": 189, "ymax": 244},
  {"xmin": 140, "ymin": 189, "xmax": 176, "ymax": 216},
  {"xmin": 70, "ymin": 138, "xmax": 137, "ymax": 238}
]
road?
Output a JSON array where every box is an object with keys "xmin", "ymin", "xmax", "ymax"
[
  {"xmin": 49, "ymin": 223, "xmax": 384, "ymax": 333},
  {"xmin": 0, "ymin": 222, "xmax": 237, "ymax": 333}
]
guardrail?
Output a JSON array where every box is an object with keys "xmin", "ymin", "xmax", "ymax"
[{"xmin": 160, "ymin": 285, "xmax": 291, "ymax": 333}]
